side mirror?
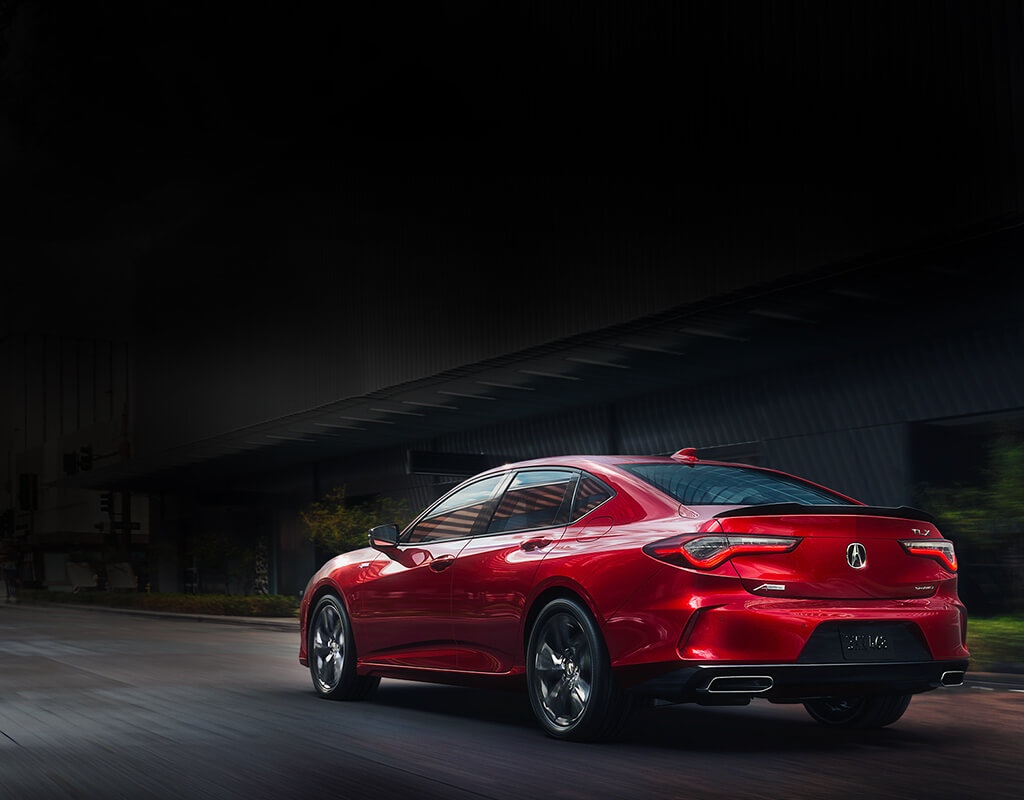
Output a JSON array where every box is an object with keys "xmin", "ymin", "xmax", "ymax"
[{"xmin": 368, "ymin": 523, "xmax": 400, "ymax": 549}]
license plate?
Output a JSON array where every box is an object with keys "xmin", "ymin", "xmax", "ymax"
[{"xmin": 839, "ymin": 631, "xmax": 890, "ymax": 659}]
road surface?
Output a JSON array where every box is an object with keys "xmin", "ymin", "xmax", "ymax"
[{"xmin": 0, "ymin": 604, "xmax": 1020, "ymax": 799}]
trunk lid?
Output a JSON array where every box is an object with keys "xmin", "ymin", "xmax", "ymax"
[{"xmin": 714, "ymin": 505, "xmax": 951, "ymax": 599}]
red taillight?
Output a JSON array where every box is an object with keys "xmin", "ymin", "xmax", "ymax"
[
  {"xmin": 899, "ymin": 539, "xmax": 957, "ymax": 571},
  {"xmin": 643, "ymin": 534, "xmax": 801, "ymax": 569}
]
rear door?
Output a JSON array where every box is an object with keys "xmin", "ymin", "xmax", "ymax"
[{"xmin": 451, "ymin": 469, "xmax": 579, "ymax": 673}]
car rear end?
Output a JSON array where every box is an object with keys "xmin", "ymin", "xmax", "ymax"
[{"xmin": 598, "ymin": 460, "xmax": 969, "ymax": 707}]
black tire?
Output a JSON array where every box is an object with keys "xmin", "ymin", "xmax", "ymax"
[
  {"xmin": 804, "ymin": 694, "xmax": 912, "ymax": 729},
  {"xmin": 525, "ymin": 597, "xmax": 633, "ymax": 741},
  {"xmin": 308, "ymin": 594, "xmax": 380, "ymax": 701}
]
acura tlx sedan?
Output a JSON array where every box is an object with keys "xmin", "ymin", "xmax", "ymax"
[{"xmin": 299, "ymin": 449, "xmax": 969, "ymax": 741}]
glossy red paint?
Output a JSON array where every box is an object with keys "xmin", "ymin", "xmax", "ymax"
[{"xmin": 299, "ymin": 454, "xmax": 968, "ymax": 698}]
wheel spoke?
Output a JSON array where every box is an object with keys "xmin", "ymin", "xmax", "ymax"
[
  {"xmin": 547, "ymin": 676, "xmax": 569, "ymax": 716},
  {"xmin": 321, "ymin": 655, "xmax": 336, "ymax": 685},
  {"xmin": 535, "ymin": 641, "xmax": 562, "ymax": 672},
  {"xmin": 571, "ymin": 678, "xmax": 590, "ymax": 713},
  {"xmin": 558, "ymin": 616, "xmax": 575, "ymax": 651},
  {"xmin": 548, "ymin": 616, "xmax": 567, "ymax": 651}
]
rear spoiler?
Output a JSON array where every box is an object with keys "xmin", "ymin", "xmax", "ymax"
[{"xmin": 713, "ymin": 503, "xmax": 935, "ymax": 523}]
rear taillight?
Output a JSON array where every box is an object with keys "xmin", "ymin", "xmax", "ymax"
[
  {"xmin": 643, "ymin": 534, "xmax": 801, "ymax": 569},
  {"xmin": 899, "ymin": 539, "xmax": 957, "ymax": 571}
]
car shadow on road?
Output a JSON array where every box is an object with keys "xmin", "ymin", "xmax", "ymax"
[
  {"xmin": 369, "ymin": 681, "xmax": 944, "ymax": 751},
  {"xmin": 624, "ymin": 702, "xmax": 944, "ymax": 753},
  {"xmin": 373, "ymin": 680, "xmax": 538, "ymax": 730}
]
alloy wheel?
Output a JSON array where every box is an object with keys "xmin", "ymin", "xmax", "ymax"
[
  {"xmin": 312, "ymin": 601, "xmax": 345, "ymax": 693},
  {"xmin": 532, "ymin": 611, "xmax": 593, "ymax": 728}
]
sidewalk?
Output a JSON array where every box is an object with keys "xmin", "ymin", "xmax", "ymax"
[{"xmin": 2, "ymin": 598, "xmax": 298, "ymax": 632}]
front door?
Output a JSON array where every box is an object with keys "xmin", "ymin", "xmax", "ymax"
[{"xmin": 357, "ymin": 473, "xmax": 507, "ymax": 670}]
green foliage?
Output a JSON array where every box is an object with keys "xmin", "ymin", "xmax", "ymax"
[
  {"xmin": 966, "ymin": 616, "xmax": 1024, "ymax": 668},
  {"xmin": 20, "ymin": 590, "xmax": 299, "ymax": 617},
  {"xmin": 918, "ymin": 440, "xmax": 1024, "ymax": 549},
  {"xmin": 300, "ymin": 487, "xmax": 410, "ymax": 554}
]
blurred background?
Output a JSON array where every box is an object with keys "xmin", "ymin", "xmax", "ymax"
[{"xmin": 1, "ymin": 1, "xmax": 1023, "ymax": 618}]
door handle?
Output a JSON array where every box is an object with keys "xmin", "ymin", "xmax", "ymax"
[
  {"xmin": 520, "ymin": 537, "xmax": 553, "ymax": 552},
  {"xmin": 429, "ymin": 554, "xmax": 456, "ymax": 572}
]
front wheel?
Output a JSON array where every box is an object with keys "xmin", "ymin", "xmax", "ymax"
[
  {"xmin": 308, "ymin": 594, "xmax": 379, "ymax": 701},
  {"xmin": 526, "ymin": 597, "xmax": 633, "ymax": 741},
  {"xmin": 804, "ymin": 694, "xmax": 912, "ymax": 729}
]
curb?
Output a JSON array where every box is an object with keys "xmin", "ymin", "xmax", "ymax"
[
  {"xmin": 970, "ymin": 663, "xmax": 1024, "ymax": 676},
  {"xmin": 3, "ymin": 600, "xmax": 299, "ymax": 633}
]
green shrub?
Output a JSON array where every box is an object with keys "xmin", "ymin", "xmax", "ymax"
[
  {"xmin": 19, "ymin": 590, "xmax": 299, "ymax": 618},
  {"xmin": 966, "ymin": 616, "xmax": 1024, "ymax": 668},
  {"xmin": 301, "ymin": 486, "xmax": 411, "ymax": 554}
]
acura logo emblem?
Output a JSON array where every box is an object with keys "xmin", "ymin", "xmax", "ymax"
[{"xmin": 846, "ymin": 542, "xmax": 867, "ymax": 569}]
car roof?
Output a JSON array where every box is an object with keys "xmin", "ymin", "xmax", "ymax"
[
  {"xmin": 473, "ymin": 454, "xmax": 858, "ymax": 505},
  {"xmin": 482, "ymin": 454, "xmax": 745, "ymax": 474}
]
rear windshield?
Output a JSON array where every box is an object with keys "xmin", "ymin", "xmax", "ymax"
[{"xmin": 618, "ymin": 463, "xmax": 849, "ymax": 506}]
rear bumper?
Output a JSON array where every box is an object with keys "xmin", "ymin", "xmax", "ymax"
[{"xmin": 630, "ymin": 659, "xmax": 970, "ymax": 704}]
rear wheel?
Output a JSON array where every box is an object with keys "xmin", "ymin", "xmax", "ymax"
[
  {"xmin": 526, "ymin": 597, "xmax": 632, "ymax": 741},
  {"xmin": 308, "ymin": 594, "xmax": 380, "ymax": 701},
  {"xmin": 804, "ymin": 694, "xmax": 912, "ymax": 729}
]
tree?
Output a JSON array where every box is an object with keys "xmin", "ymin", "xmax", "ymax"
[
  {"xmin": 301, "ymin": 488, "xmax": 410, "ymax": 554},
  {"xmin": 917, "ymin": 439, "xmax": 1024, "ymax": 614},
  {"xmin": 918, "ymin": 440, "xmax": 1024, "ymax": 541}
]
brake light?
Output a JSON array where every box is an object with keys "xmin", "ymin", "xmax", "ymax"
[
  {"xmin": 899, "ymin": 539, "xmax": 957, "ymax": 571},
  {"xmin": 643, "ymin": 534, "xmax": 801, "ymax": 569}
]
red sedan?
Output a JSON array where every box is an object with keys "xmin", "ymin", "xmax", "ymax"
[{"xmin": 299, "ymin": 450, "xmax": 969, "ymax": 740}]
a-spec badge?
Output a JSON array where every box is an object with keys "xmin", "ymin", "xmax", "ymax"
[
  {"xmin": 753, "ymin": 583, "xmax": 786, "ymax": 592},
  {"xmin": 911, "ymin": 528, "xmax": 931, "ymax": 536},
  {"xmin": 846, "ymin": 542, "xmax": 867, "ymax": 569}
]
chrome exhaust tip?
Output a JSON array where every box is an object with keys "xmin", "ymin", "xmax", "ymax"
[
  {"xmin": 940, "ymin": 670, "xmax": 965, "ymax": 687},
  {"xmin": 706, "ymin": 675, "xmax": 774, "ymax": 694}
]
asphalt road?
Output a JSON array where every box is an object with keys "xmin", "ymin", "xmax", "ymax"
[{"xmin": 0, "ymin": 605, "xmax": 1020, "ymax": 800}]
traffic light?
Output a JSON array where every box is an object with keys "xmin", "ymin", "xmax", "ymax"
[
  {"xmin": 99, "ymin": 492, "xmax": 114, "ymax": 514},
  {"xmin": 79, "ymin": 445, "xmax": 93, "ymax": 471}
]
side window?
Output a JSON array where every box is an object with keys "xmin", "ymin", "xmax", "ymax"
[
  {"xmin": 486, "ymin": 470, "xmax": 578, "ymax": 534},
  {"xmin": 405, "ymin": 474, "xmax": 505, "ymax": 543},
  {"xmin": 571, "ymin": 473, "xmax": 613, "ymax": 520}
]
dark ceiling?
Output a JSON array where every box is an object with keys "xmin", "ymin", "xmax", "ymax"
[{"xmin": 5, "ymin": 2, "xmax": 1023, "ymax": 490}]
